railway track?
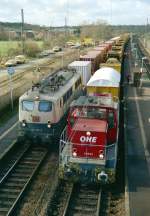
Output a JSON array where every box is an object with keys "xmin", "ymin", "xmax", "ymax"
[
  {"xmin": 63, "ymin": 184, "xmax": 102, "ymax": 216},
  {"xmin": 47, "ymin": 182, "xmax": 104, "ymax": 216},
  {"xmin": 0, "ymin": 144, "xmax": 48, "ymax": 216},
  {"xmin": 0, "ymin": 142, "xmax": 29, "ymax": 181},
  {"xmin": 134, "ymin": 37, "xmax": 150, "ymax": 76}
]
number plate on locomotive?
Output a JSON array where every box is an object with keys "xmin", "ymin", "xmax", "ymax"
[{"xmin": 32, "ymin": 116, "xmax": 40, "ymax": 122}]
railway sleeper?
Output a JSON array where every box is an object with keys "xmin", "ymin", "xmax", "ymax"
[
  {"xmin": 10, "ymin": 173, "xmax": 30, "ymax": 178},
  {"xmin": 4, "ymin": 182, "xmax": 25, "ymax": 187},
  {"xmin": 78, "ymin": 194, "xmax": 98, "ymax": 199},
  {"xmin": 0, "ymin": 207, "xmax": 10, "ymax": 214},
  {"xmin": 30, "ymin": 148, "xmax": 47, "ymax": 153},
  {"xmin": 16, "ymin": 164, "xmax": 35, "ymax": 169},
  {"xmin": 19, "ymin": 160, "xmax": 39, "ymax": 165},
  {"xmin": 75, "ymin": 199, "xmax": 97, "ymax": 206},
  {"xmin": 5, "ymin": 179, "xmax": 26, "ymax": 185},
  {"xmin": 71, "ymin": 206, "xmax": 96, "ymax": 214},
  {"xmin": 14, "ymin": 168, "xmax": 33, "ymax": 174},
  {"xmin": 72, "ymin": 213, "xmax": 96, "ymax": 216},
  {"xmin": 0, "ymin": 200, "xmax": 12, "ymax": 207},
  {"xmin": 6, "ymin": 177, "xmax": 28, "ymax": 183},
  {"xmin": 0, "ymin": 188, "xmax": 20, "ymax": 193},
  {"xmin": 79, "ymin": 191, "xmax": 98, "ymax": 195},
  {"xmin": 0, "ymin": 193, "xmax": 17, "ymax": 199},
  {"xmin": 24, "ymin": 157, "xmax": 41, "ymax": 161}
]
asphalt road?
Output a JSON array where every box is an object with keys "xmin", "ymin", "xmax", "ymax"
[{"xmin": 0, "ymin": 49, "xmax": 67, "ymax": 76}]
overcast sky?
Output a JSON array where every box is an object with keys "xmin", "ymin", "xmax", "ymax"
[{"xmin": 0, "ymin": 0, "xmax": 150, "ymax": 26}]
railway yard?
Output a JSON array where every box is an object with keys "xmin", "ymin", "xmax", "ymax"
[{"xmin": 0, "ymin": 33, "xmax": 150, "ymax": 216}]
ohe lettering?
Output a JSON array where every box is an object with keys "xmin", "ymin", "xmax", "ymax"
[{"xmin": 80, "ymin": 136, "xmax": 97, "ymax": 143}]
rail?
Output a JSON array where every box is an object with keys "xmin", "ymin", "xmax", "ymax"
[
  {"xmin": 136, "ymin": 39, "xmax": 150, "ymax": 76},
  {"xmin": 63, "ymin": 184, "xmax": 102, "ymax": 216},
  {"xmin": 0, "ymin": 144, "xmax": 47, "ymax": 216},
  {"xmin": 0, "ymin": 71, "xmax": 23, "ymax": 88}
]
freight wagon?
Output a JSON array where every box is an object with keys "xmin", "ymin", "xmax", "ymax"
[{"xmin": 68, "ymin": 61, "xmax": 91, "ymax": 86}]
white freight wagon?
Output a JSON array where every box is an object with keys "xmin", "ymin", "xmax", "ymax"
[{"xmin": 69, "ymin": 61, "xmax": 91, "ymax": 85}]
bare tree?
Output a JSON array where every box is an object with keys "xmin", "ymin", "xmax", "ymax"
[{"xmin": 80, "ymin": 20, "xmax": 113, "ymax": 41}]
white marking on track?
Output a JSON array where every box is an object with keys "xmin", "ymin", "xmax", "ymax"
[{"xmin": 0, "ymin": 122, "xmax": 18, "ymax": 141}]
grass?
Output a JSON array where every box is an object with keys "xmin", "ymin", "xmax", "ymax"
[
  {"xmin": 36, "ymin": 41, "xmax": 43, "ymax": 49},
  {"xmin": 0, "ymin": 41, "xmax": 19, "ymax": 56},
  {"xmin": 0, "ymin": 40, "xmax": 44, "ymax": 57}
]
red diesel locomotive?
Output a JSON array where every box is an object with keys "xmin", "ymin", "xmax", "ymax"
[{"xmin": 59, "ymin": 95, "xmax": 119, "ymax": 184}]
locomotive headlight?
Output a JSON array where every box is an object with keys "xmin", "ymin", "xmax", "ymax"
[
  {"xmin": 35, "ymin": 96, "xmax": 40, "ymax": 100},
  {"xmin": 73, "ymin": 152, "xmax": 77, "ymax": 157},
  {"xmin": 22, "ymin": 120, "xmax": 26, "ymax": 127},
  {"xmin": 73, "ymin": 148, "xmax": 77, "ymax": 157},
  {"xmin": 86, "ymin": 131, "xmax": 91, "ymax": 136},
  {"xmin": 47, "ymin": 120, "xmax": 51, "ymax": 128},
  {"xmin": 99, "ymin": 150, "xmax": 104, "ymax": 159},
  {"xmin": 99, "ymin": 154, "xmax": 104, "ymax": 159}
]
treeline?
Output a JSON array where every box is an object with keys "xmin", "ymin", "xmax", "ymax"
[
  {"xmin": 0, "ymin": 20, "xmax": 150, "ymax": 43},
  {"xmin": 0, "ymin": 22, "xmax": 41, "ymax": 31},
  {"xmin": 112, "ymin": 25, "xmax": 150, "ymax": 35}
]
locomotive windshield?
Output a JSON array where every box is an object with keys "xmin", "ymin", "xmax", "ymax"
[
  {"xmin": 38, "ymin": 101, "xmax": 52, "ymax": 112},
  {"xmin": 71, "ymin": 107, "xmax": 107, "ymax": 120},
  {"xmin": 22, "ymin": 100, "xmax": 34, "ymax": 111},
  {"xmin": 22, "ymin": 100, "xmax": 52, "ymax": 112}
]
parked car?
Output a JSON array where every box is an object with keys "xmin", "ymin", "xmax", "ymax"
[
  {"xmin": 47, "ymin": 49, "xmax": 55, "ymax": 54},
  {"xmin": 15, "ymin": 55, "xmax": 26, "ymax": 64},
  {"xmin": 52, "ymin": 46, "xmax": 62, "ymax": 52},
  {"xmin": 66, "ymin": 41, "xmax": 75, "ymax": 47},
  {"xmin": 5, "ymin": 59, "xmax": 17, "ymax": 67},
  {"xmin": 71, "ymin": 43, "xmax": 81, "ymax": 49},
  {"xmin": 38, "ymin": 50, "xmax": 55, "ymax": 58}
]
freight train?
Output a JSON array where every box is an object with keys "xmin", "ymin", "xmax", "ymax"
[
  {"xmin": 18, "ymin": 34, "xmax": 129, "ymax": 145},
  {"xmin": 59, "ymin": 34, "xmax": 129, "ymax": 184}
]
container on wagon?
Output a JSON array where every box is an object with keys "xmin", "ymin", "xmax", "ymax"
[
  {"xmin": 110, "ymin": 36, "xmax": 121, "ymax": 44},
  {"xmin": 68, "ymin": 61, "xmax": 91, "ymax": 85},
  {"xmin": 104, "ymin": 40, "xmax": 115, "ymax": 50},
  {"xmin": 93, "ymin": 47, "xmax": 107, "ymax": 62},
  {"xmin": 80, "ymin": 52, "xmax": 101, "ymax": 74},
  {"xmin": 100, "ymin": 58, "xmax": 121, "ymax": 73},
  {"xmin": 98, "ymin": 43, "xmax": 111, "ymax": 52},
  {"xmin": 87, "ymin": 67, "xmax": 121, "ymax": 99}
]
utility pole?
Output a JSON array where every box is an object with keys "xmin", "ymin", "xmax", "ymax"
[
  {"xmin": 110, "ymin": 0, "xmax": 112, "ymax": 25},
  {"xmin": 65, "ymin": 0, "xmax": 69, "ymax": 41},
  {"xmin": 65, "ymin": 16, "xmax": 67, "ymax": 38},
  {"xmin": 21, "ymin": 9, "xmax": 25, "ymax": 54}
]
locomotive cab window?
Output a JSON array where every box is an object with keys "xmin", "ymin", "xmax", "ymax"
[
  {"xmin": 38, "ymin": 101, "xmax": 52, "ymax": 112},
  {"xmin": 22, "ymin": 100, "xmax": 34, "ymax": 111},
  {"xmin": 108, "ymin": 111, "xmax": 114, "ymax": 128}
]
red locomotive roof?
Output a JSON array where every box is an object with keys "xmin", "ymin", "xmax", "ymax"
[{"xmin": 73, "ymin": 118, "xmax": 107, "ymax": 133}]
